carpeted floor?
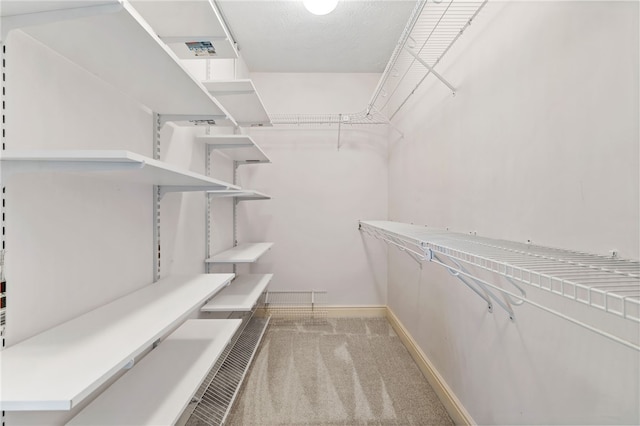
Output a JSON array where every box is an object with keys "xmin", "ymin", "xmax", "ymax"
[{"xmin": 226, "ymin": 318, "xmax": 454, "ymax": 426}]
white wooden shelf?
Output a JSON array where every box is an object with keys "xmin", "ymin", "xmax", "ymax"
[
  {"xmin": 197, "ymin": 135, "xmax": 271, "ymax": 164},
  {"xmin": 202, "ymin": 80, "xmax": 272, "ymax": 127},
  {"xmin": 0, "ymin": 274, "xmax": 234, "ymax": 411},
  {"xmin": 202, "ymin": 274, "xmax": 273, "ymax": 313},
  {"xmin": 2, "ymin": 0, "xmax": 235, "ymax": 123},
  {"xmin": 130, "ymin": 0, "xmax": 238, "ymax": 59},
  {"xmin": 66, "ymin": 319, "xmax": 241, "ymax": 426},
  {"xmin": 0, "ymin": 150, "xmax": 239, "ymax": 194},
  {"xmin": 208, "ymin": 189, "xmax": 270, "ymax": 201},
  {"xmin": 206, "ymin": 243, "xmax": 274, "ymax": 264}
]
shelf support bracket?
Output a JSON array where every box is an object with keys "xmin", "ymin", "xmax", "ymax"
[
  {"xmin": 404, "ymin": 47, "xmax": 456, "ymax": 94},
  {"xmin": 427, "ymin": 249, "xmax": 516, "ymax": 321}
]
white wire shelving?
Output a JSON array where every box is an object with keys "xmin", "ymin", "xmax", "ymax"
[
  {"xmin": 0, "ymin": 274, "xmax": 235, "ymax": 411},
  {"xmin": 359, "ymin": 221, "xmax": 640, "ymax": 351},
  {"xmin": 268, "ymin": 0, "xmax": 487, "ymax": 128},
  {"xmin": 67, "ymin": 319, "xmax": 242, "ymax": 426},
  {"xmin": 270, "ymin": 110, "xmax": 390, "ymax": 126},
  {"xmin": 368, "ymin": 0, "xmax": 488, "ymax": 120},
  {"xmin": 186, "ymin": 315, "xmax": 270, "ymax": 426}
]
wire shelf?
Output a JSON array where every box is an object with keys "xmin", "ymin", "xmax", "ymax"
[
  {"xmin": 264, "ymin": 290, "xmax": 328, "ymax": 325},
  {"xmin": 368, "ymin": 0, "xmax": 488, "ymax": 120},
  {"xmin": 270, "ymin": 110, "xmax": 389, "ymax": 126},
  {"xmin": 186, "ymin": 316, "xmax": 270, "ymax": 426},
  {"xmin": 360, "ymin": 221, "xmax": 640, "ymax": 350}
]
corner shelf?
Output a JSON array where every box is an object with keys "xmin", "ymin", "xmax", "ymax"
[
  {"xmin": 197, "ymin": 135, "xmax": 271, "ymax": 164},
  {"xmin": 202, "ymin": 80, "xmax": 272, "ymax": 127},
  {"xmin": 66, "ymin": 319, "xmax": 242, "ymax": 426},
  {"xmin": 0, "ymin": 150, "xmax": 239, "ymax": 194},
  {"xmin": 359, "ymin": 220, "xmax": 640, "ymax": 351},
  {"xmin": 206, "ymin": 242, "xmax": 274, "ymax": 264},
  {"xmin": 129, "ymin": 0, "xmax": 238, "ymax": 59},
  {"xmin": 208, "ymin": 189, "xmax": 270, "ymax": 201},
  {"xmin": 201, "ymin": 274, "xmax": 273, "ymax": 313},
  {"xmin": 3, "ymin": 1, "xmax": 234, "ymax": 123},
  {"xmin": 0, "ymin": 274, "xmax": 234, "ymax": 411}
]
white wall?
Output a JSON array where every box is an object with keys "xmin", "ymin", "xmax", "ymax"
[
  {"xmin": 237, "ymin": 73, "xmax": 389, "ymax": 306},
  {"xmin": 387, "ymin": 1, "xmax": 639, "ymax": 424},
  {"xmin": 4, "ymin": 29, "xmax": 213, "ymax": 425}
]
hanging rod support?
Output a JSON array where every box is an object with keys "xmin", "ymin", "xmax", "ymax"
[{"xmin": 404, "ymin": 47, "xmax": 456, "ymax": 94}]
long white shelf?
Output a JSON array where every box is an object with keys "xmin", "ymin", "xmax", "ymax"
[
  {"xmin": 0, "ymin": 274, "xmax": 234, "ymax": 411},
  {"xmin": 202, "ymin": 80, "xmax": 272, "ymax": 127},
  {"xmin": 208, "ymin": 189, "xmax": 270, "ymax": 201},
  {"xmin": 130, "ymin": 0, "xmax": 238, "ymax": 59},
  {"xmin": 202, "ymin": 274, "xmax": 273, "ymax": 313},
  {"xmin": 360, "ymin": 220, "xmax": 640, "ymax": 350},
  {"xmin": 206, "ymin": 242, "xmax": 274, "ymax": 264},
  {"xmin": 66, "ymin": 319, "xmax": 241, "ymax": 426},
  {"xmin": 197, "ymin": 135, "xmax": 271, "ymax": 164},
  {"xmin": 0, "ymin": 150, "xmax": 239, "ymax": 193},
  {"xmin": 3, "ymin": 0, "xmax": 235, "ymax": 122}
]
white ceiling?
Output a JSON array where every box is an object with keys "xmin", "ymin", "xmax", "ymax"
[{"xmin": 216, "ymin": 0, "xmax": 416, "ymax": 73}]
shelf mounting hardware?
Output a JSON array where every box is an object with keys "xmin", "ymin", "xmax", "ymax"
[{"xmin": 404, "ymin": 46, "xmax": 456, "ymax": 94}]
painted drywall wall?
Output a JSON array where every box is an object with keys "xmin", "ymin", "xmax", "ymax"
[
  {"xmin": 236, "ymin": 73, "xmax": 389, "ymax": 306},
  {"xmin": 3, "ymin": 29, "xmax": 215, "ymax": 424},
  {"xmin": 386, "ymin": 1, "xmax": 639, "ymax": 424}
]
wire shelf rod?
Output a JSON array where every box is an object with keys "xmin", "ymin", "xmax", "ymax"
[{"xmin": 359, "ymin": 222, "xmax": 640, "ymax": 328}]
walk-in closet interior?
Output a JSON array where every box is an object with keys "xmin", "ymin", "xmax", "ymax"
[{"xmin": 0, "ymin": 0, "xmax": 638, "ymax": 425}]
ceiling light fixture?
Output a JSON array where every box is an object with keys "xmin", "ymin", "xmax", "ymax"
[{"xmin": 303, "ymin": 0, "xmax": 339, "ymax": 16}]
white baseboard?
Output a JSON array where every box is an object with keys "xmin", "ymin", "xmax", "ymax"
[{"xmin": 386, "ymin": 307, "xmax": 475, "ymax": 426}]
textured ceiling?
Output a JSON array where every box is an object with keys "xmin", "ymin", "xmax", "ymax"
[{"xmin": 216, "ymin": 0, "xmax": 416, "ymax": 73}]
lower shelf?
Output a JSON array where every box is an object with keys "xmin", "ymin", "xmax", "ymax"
[
  {"xmin": 184, "ymin": 315, "xmax": 270, "ymax": 426},
  {"xmin": 67, "ymin": 319, "xmax": 242, "ymax": 426}
]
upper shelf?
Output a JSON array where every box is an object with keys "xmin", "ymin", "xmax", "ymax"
[
  {"xmin": 67, "ymin": 319, "xmax": 241, "ymax": 426},
  {"xmin": 0, "ymin": 273, "xmax": 234, "ymax": 411},
  {"xmin": 197, "ymin": 135, "xmax": 271, "ymax": 164},
  {"xmin": 2, "ymin": 0, "xmax": 235, "ymax": 122},
  {"xmin": 202, "ymin": 80, "xmax": 272, "ymax": 127},
  {"xmin": 201, "ymin": 274, "xmax": 273, "ymax": 312},
  {"xmin": 0, "ymin": 150, "xmax": 239, "ymax": 193},
  {"xmin": 206, "ymin": 242, "xmax": 274, "ymax": 264},
  {"xmin": 208, "ymin": 189, "xmax": 270, "ymax": 201},
  {"xmin": 129, "ymin": 0, "xmax": 238, "ymax": 59}
]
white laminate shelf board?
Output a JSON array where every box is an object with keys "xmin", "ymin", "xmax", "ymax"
[
  {"xmin": 202, "ymin": 80, "xmax": 272, "ymax": 127},
  {"xmin": 0, "ymin": 274, "xmax": 235, "ymax": 411},
  {"xmin": 130, "ymin": 0, "xmax": 238, "ymax": 59},
  {"xmin": 66, "ymin": 319, "xmax": 242, "ymax": 426},
  {"xmin": 8, "ymin": 0, "xmax": 234, "ymax": 121},
  {"xmin": 206, "ymin": 243, "xmax": 274, "ymax": 264},
  {"xmin": 0, "ymin": 150, "xmax": 239, "ymax": 192},
  {"xmin": 197, "ymin": 135, "xmax": 270, "ymax": 164},
  {"xmin": 202, "ymin": 274, "xmax": 273, "ymax": 312},
  {"xmin": 207, "ymin": 190, "xmax": 270, "ymax": 201}
]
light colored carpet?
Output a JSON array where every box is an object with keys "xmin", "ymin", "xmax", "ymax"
[{"xmin": 226, "ymin": 318, "xmax": 454, "ymax": 426}]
